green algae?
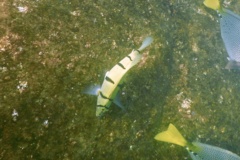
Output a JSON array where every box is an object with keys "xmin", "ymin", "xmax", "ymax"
[{"xmin": 0, "ymin": 0, "xmax": 240, "ymax": 159}]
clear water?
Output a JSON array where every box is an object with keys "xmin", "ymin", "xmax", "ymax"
[{"xmin": 0, "ymin": 0, "xmax": 240, "ymax": 159}]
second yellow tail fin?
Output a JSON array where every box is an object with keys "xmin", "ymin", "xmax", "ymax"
[
  {"xmin": 203, "ymin": 0, "xmax": 221, "ymax": 10},
  {"xmin": 154, "ymin": 123, "xmax": 188, "ymax": 147}
]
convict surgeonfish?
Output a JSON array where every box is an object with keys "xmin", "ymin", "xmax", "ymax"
[
  {"xmin": 204, "ymin": 0, "xmax": 240, "ymax": 69},
  {"xmin": 84, "ymin": 37, "xmax": 153, "ymax": 117},
  {"xmin": 154, "ymin": 123, "xmax": 240, "ymax": 160}
]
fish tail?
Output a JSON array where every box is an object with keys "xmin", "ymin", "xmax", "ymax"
[
  {"xmin": 203, "ymin": 0, "xmax": 221, "ymax": 10},
  {"xmin": 154, "ymin": 123, "xmax": 188, "ymax": 147},
  {"xmin": 138, "ymin": 36, "xmax": 153, "ymax": 52}
]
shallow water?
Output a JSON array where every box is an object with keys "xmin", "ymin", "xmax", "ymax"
[{"xmin": 1, "ymin": 0, "xmax": 240, "ymax": 159}]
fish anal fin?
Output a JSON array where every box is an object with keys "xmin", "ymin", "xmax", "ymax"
[
  {"xmin": 154, "ymin": 123, "xmax": 188, "ymax": 147},
  {"xmin": 225, "ymin": 60, "xmax": 240, "ymax": 69},
  {"xmin": 112, "ymin": 81, "xmax": 126, "ymax": 111},
  {"xmin": 113, "ymin": 91, "xmax": 125, "ymax": 111}
]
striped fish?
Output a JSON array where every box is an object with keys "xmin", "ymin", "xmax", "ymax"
[{"xmin": 84, "ymin": 37, "xmax": 153, "ymax": 117}]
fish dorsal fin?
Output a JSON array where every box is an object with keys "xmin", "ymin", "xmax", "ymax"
[
  {"xmin": 203, "ymin": 0, "xmax": 220, "ymax": 10},
  {"xmin": 154, "ymin": 123, "xmax": 188, "ymax": 147}
]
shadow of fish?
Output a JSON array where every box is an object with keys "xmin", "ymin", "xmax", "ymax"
[{"xmin": 83, "ymin": 37, "xmax": 153, "ymax": 117}]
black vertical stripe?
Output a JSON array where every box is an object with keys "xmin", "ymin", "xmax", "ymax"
[
  {"xmin": 99, "ymin": 91, "xmax": 113, "ymax": 101},
  {"xmin": 97, "ymin": 104, "xmax": 109, "ymax": 109},
  {"xmin": 117, "ymin": 63, "xmax": 126, "ymax": 69},
  {"xmin": 127, "ymin": 55, "xmax": 133, "ymax": 61},
  {"xmin": 97, "ymin": 105, "xmax": 110, "ymax": 109},
  {"xmin": 105, "ymin": 76, "xmax": 115, "ymax": 84},
  {"xmin": 97, "ymin": 105, "xmax": 106, "ymax": 108},
  {"xmin": 99, "ymin": 91, "xmax": 109, "ymax": 99}
]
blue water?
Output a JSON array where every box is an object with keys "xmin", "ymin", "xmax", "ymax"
[{"xmin": 0, "ymin": 0, "xmax": 240, "ymax": 159}]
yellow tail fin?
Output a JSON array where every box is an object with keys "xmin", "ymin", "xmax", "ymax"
[
  {"xmin": 203, "ymin": 0, "xmax": 220, "ymax": 10},
  {"xmin": 154, "ymin": 123, "xmax": 188, "ymax": 147}
]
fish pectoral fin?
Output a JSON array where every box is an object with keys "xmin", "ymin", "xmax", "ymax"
[
  {"xmin": 225, "ymin": 60, "xmax": 240, "ymax": 69},
  {"xmin": 82, "ymin": 84, "xmax": 101, "ymax": 96},
  {"xmin": 113, "ymin": 92, "xmax": 125, "ymax": 111}
]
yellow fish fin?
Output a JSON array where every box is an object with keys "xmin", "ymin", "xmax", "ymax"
[
  {"xmin": 154, "ymin": 123, "xmax": 188, "ymax": 147},
  {"xmin": 203, "ymin": 0, "xmax": 221, "ymax": 10}
]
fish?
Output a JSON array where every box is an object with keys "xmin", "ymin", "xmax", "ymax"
[
  {"xmin": 154, "ymin": 123, "xmax": 240, "ymax": 160},
  {"xmin": 84, "ymin": 37, "xmax": 153, "ymax": 117},
  {"xmin": 204, "ymin": 0, "xmax": 240, "ymax": 69}
]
